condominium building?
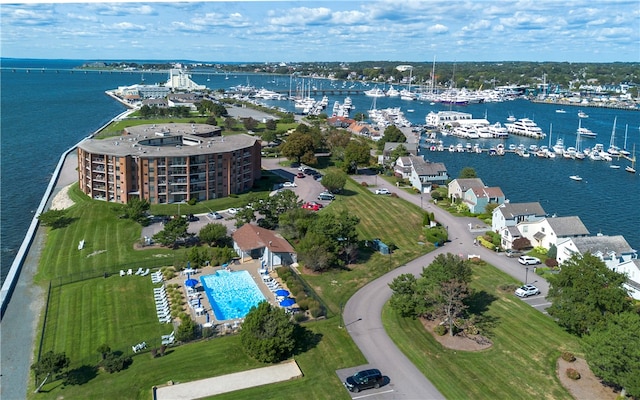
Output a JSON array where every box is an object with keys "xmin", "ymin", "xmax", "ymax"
[{"xmin": 77, "ymin": 124, "xmax": 261, "ymax": 204}]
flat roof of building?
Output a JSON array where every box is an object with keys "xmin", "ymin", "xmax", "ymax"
[{"xmin": 79, "ymin": 130, "xmax": 258, "ymax": 157}]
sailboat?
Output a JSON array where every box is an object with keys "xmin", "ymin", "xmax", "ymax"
[
  {"xmin": 607, "ymin": 117, "xmax": 621, "ymax": 156},
  {"xmin": 620, "ymin": 124, "xmax": 631, "ymax": 156},
  {"xmin": 574, "ymin": 124, "xmax": 585, "ymax": 160},
  {"xmin": 626, "ymin": 144, "xmax": 636, "ymax": 174}
]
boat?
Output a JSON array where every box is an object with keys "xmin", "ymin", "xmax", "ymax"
[
  {"xmin": 553, "ymin": 138, "xmax": 565, "ymax": 155},
  {"xmin": 385, "ymin": 85, "xmax": 400, "ymax": 97},
  {"xmin": 507, "ymin": 113, "xmax": 516, "ymax": 122},
  {"xmin": 364, "ymin": 86, "xmax": 386, "ymax": 97},
  {"xmin": 578, "ymin": 110, "xmax": 589, "ymax": 118},
  {"xmin": 607, "ymin": 117, "xmax": 621, "ymax": 156},
  {"xmin": 626, "ymin": 145, "xmax": 636, "ymax": 174},
  {"xmin": 569, "ymin": 175, "xmax": 583, "ymax": 181},
  {"xmin": 610, "ymin": 165, "xmax": 621, "ymax": 169},
  {"xmin": 620, "ymin": 125, "xmax": 631, "ymax": 156},
  {"xmin": 505, "ymin": 118, "xmax": 546, "ymax": 139},
  {"xmin": 576, "ymin": 118, "xmax": 597, "ymax": 138},
  {"xmin": 556, "ymin": 109, "xmax": 567, "ymax": 113}
]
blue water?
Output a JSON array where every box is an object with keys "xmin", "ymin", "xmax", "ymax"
[
  {"xmin": 1, "ymin": 58, "xmax": 639, "ymax": 284},
  {"xmin": 200, "ymin": 270, "xmax": 265, "ymax": 320}
]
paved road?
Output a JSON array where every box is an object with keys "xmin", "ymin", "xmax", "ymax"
[{"xmin": 343, "ymin": 173, "xmax": 551, "ymax": 398}]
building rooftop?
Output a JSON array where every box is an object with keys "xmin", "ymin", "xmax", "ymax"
[
  {"xmin": 496, "ymin": 202, "xmax": 546, "ymax": 218},
  {"xmin": 79, "ymin": 127, "xmax": 257, "ymax": 158},
  {"xmin": 232, "ymin": 224, "xmax": 295, "ymax": 254},
  {"xmin": 546, "ymin": 216, "xmax": 590, "ymax": 237},
  {"xmin": 571, "ymin": 235, "xmax": 635, "ymax": 257}
]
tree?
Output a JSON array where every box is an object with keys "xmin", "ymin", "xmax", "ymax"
[
  {"xmin": 253, "ymin": 190, "xmax": 301, "ymax": 229},
  {"xmin": 434, "ymin": 279, "xmax": 470, "ymax": 336},
  {"xmin": 511, "ymin": 237, "xmax": 532, "ymax": 251},
  {"xmin": 122, "ymin": 197, "xmax": 150, "ymax": 225},
  {"xmin": 242, "ymin": 117, "xmax": 258, "ymax": 131},
  {"xmin": 376, "ymin": 125, "xmax": 406, "ymax": 150},
  {"xmin": 240, "ymin": 301, "xmax": 296, "ymax": 363},
  {"xmin": 265, "ymin": 118, "xmax": 277, "ymax": 131},
  {"xmin": 547, "ymin": 253, "xmax": 632, "ymax": 336},
  {"xmin": 281, "ymin": 131, "xmax": 315, "ymax": 163},
  {"xmin": 320, "ymin": 168, "xmax": 347, "ymax": 194},
  {"xmin": 459, "ymin": 167, "xmax": 478, "ymax": 178},
  {"xmin": 31, "ymin": 351, "xmax": 70, "ymax": 392},
  {"xmin": 152, "ymin": 217, "xmax": 190, "ymax": 247},
  {"xmin": 389, "ymin": 274, "xmax": 421, "ymax": 318},
  {"xmin": 344, "ymin": 140, "xmax": 371, "ymax": 173},
  {"xmin": 278, "ymin": 208, "xmax": 316, "ymax": 240},
  {"xmin": 224, "ymin": 116, "xmax": 236, "ymax": 131},
  {"xmin": 199, "ymin": 223, "xmax": 228, "ymax": 246},
  {"xmin": 297, "ymin": 232, "xmax": 335, "ymax": 272},
  {"xmin": 37, "ymin": 209, "xmax": 70, "ymax": 229},
  {"xmin": 176, "ymin": 317, "xmax": 197, "ymax": 342},
  {"xmin": 584, "ymin": 312, "xmax": 640, "ymax": 397},
  {"xmin": 389, "ymin": 144, "xmax": 409, "ymax": 161},
  {"xmin": 96, "ymin": 343, "xmax": 111, "ymax": 360}
]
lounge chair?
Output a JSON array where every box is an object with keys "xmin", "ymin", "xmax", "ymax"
[
  {"xmin": 159, "ymin": 317, "xmax": 172, "ymax": 324},
  {"xmin": 120, "ymin": 270, "xmax": 126, "ymax": 276},
  {"xmin": 135, "ymin": 267, "xmax": 144, "ymax": 275},
  {"xmin": 161, "ymin": 331, "xmax": 175, "ymax": 341},
  {"xmin": 127, "ymin": 268, "xmax": 133, "ymax": 275},
  {"xmin": 140, "ymin": 268, "xmax": 150, "ymax": 276}
]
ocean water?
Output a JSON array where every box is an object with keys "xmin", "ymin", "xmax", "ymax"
[{"xmin": 1, "ymin": 59, "xmax": 638, "ymax": 284}]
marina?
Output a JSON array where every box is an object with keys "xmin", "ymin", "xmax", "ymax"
[{"xmin": 1, "ymin": 59, "xmax": 639, "ymax": 284}]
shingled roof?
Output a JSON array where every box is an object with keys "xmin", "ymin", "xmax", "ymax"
[
  {"xmin": 497, "ymin": 202, "xmax": 546, "ymax": 218},
  {"xmin": 571, "ymin": 235, "xmax": 634, "ymax": 257},
  {"xmin": 546, "ymin": 216, "xmax": 590, "ymax": 237},
  {"xmin": 232, "ymin": 224, "xmax": 295, "ymax": 254}
]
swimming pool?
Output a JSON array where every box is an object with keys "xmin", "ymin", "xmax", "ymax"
[{"xmin": 200, "ymin": 270, "xmax": 266, "ymax": 321}]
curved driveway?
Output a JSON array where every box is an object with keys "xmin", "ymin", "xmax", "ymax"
[{"xmin": 343, "ymin": 174, "xmax": 550, "ymax": 398}]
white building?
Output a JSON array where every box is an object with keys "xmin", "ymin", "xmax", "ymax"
[{"xmin": 166, "ymin": 68, "xmax": 206, "ymax": 91}]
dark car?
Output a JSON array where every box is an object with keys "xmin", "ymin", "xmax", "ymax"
[{"xmin": 344, "ymin": 369, "xmax": 383, "ymax": 393}]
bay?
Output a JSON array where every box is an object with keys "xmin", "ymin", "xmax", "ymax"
[{"xmin": 1, "ymin": 59, "xmax": 638, "ymax": 284}]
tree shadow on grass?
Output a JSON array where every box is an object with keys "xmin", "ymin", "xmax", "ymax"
[
  {"xmin": 291, "ymin": 324, "xmax": 323, "ymax": 356},
  {"xmin": 64, "ymin": 365, "xmax": 98, "ymax": 386},
  {"xmin": 465, "ymin": 290, "xmax": 500, "ymax": 336}
]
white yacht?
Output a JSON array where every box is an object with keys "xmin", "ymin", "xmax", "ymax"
[
  {"xmin": 505, "ymin": 118, "xmax": 545, "ymax": 139},
  {"xmin": 488, "ymin": 122, "xmax": 509, "ymax": 138},
  {"xmin": 385, "ymin": 85, "xmax": 400, "ymax": 97},
  {"xmin": 553, "ymin": 138, "xmax": 565, "ymax": 155},
  {"xmin": 364, "ymin": 86, "xmax": 386, "ymax": 97},
  {"xmin": 425, "ymin": 111, "xmax": 472, "ymax": 128}
]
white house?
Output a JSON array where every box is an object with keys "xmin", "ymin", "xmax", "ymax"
[
  {"xmin": 394, "ymin": 155, "xmax": 447, "ymax": 193},
  {"xmin": 556, "ymin": 235, "xmax": 640, "ymax": 300},
  {"xmin": 448, "ymin": 178, "xmax": 484, "ymax": 202},
  {"xmin": 492, "ymin": 202, "xmax": 546, "ymax": 232},
  {"xmin": 519, "ymin": 216, "xmax": 590, "ymax": 250},
  {"xmin": 231, "ymin": 224, "xmax": 297, "ymax": 271}
]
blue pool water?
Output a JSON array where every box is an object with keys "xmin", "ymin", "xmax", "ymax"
[{"xmin": 200, "ymin": 270, "xmax": 266, "ymax": 320}]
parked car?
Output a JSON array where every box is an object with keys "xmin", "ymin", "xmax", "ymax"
[
  {"xmin": 505, "ymin": 249, "xmax": 523, "ymax": 258},
  {"xmin": 296, "ymin": 172, "xmax": 305, "ymax": 178},
  {"xmin": 515, "ymin": 284, "xmax": 540, "ymax": 297},
  {"xmin": 282, "ymin": 181, "xmax": 297, "ymax": 188},
  {"xmin": 302, "ymin": 202, "xmax": 321, "ymax": 211},
  {"xmin": 318, "ymin": 192, "xmax": 335, "ymax": 201},
  {"xmin": 186, "ymin": 214, "xmax": 199, "ymax": 222},
  {"xmin": 518, "ymin": 255, "xmax": 541, "ymax": 265},
  {"xmin": 344, "ymin": 369, "xmax": 384, "ymax": 393},
  {"xmin": 227, "ymin": 208, "xmax": 238, "ymax": 215},
  {"xmin": 208, "ymin": 212, "xmax": 223, "ymax": 220},
  {"xmin": 375, "ymin": 188, "xmax": 390, "ymax": 195}
]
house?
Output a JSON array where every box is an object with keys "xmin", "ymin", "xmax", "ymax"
[
  {"xmin": 327, "ymin": 116, "xmax": 354, "ymax": 128},
  {"xmin": 492, "ymin": 202, "xmax": 546, "ymax": 232},
  {"xmin": 347, "ymin": 122, "xmax": 372, "ymax": 138},
  {"xmin": 448, "ymin": 178, "xmax": 485, "ymax": 202},
  {"xmin": 394, "ymin": 155, "xmax": 448, "ymax": 193},
  {"xmin": 463, "ymin": 186, "xmax": 505, "ymax": 214},
  {"xmin": 232, "ymin": 224, "xmax": 296, "ymax": 271},
  {"xmin": 519, "ymin": 216, "xmax": 590, "ymax": 250},
  {"xmin": 380, "ymin": 142, "xmax": 419, "ymax": 165},
  {"xmin": 556, "ymin": 235, "xmax": 640, "ymax": 300}
]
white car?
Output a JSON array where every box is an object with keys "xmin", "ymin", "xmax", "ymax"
[
  {"xmin": 208, "ymin": 212, "xmax": 223, "ymax": 220},
  {"xmin": 515, "ymin": 284, "xmax": 540, "ymax": 298},
  {"xmin": 518, "ymin": 255, "xmax": 541, "ymax": 265},
  {"xmin": 375, "ymin": 188, "xmax": 390, "ymax": 195},
  {"xmin": 282, "ymin": 182, "xmax": 297, "ymax": 188},
  {"xmin": 227, "ymin": 208, "xmax": 238, "ymax": 215}
]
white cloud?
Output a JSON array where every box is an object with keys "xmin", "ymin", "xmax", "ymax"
[
  {"xmin": 428, "ymin": 24, "xmax": 449, "ymax": 34},
  {"xmin": 268, "ymin": 7, "xmax": 332, "ymax": 26},
  {"xmin": 110, "ymin": 22, "xmax": 146, "ymax": 32}
]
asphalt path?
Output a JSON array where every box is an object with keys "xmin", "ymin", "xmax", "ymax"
[{"xmin": 342, "ymin": 173, "xmax": 551, "ymax": 399}]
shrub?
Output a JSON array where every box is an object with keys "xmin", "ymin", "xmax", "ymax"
[
  {"xmin": 361, "ymin": 181, "xmax": 369, "ymax": 187},
  {"xmin": 293, "ymin": 313, "xmax": 308, "ymax": 323},
  {"xmin": 390, "ymin": 192, "xmax": 399, "ymax": 198},
  {"xmin": 187, "ymin": 198, "xmax": 197, "ymax": 206},
  {"xmin": 310, "ymin": 306, "xmax": 324, "ymax": 318},
  {"xmin": 159, "ymin": 345, "xmax": 166, "ymax": 356},
  {"xmin": 100, "ymin": 353, "xmax": 132, "ymax": 373},
  {"xmin": 561, "ymin": 351, "xmax": 576, "ymax": 362},
  {"xmin": 566, "ymin": 368, "xmax": 581, "ymax": 380},
  {"xmin": 545, "ymin": 258, "xmax": 559, "ymax": 267},
  {"xmin": 434, "ymin": 324, "xmax": 447, "ymax": 336}
]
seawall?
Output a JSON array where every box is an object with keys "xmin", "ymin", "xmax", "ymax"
[{"xmin": 0, "ymin": 108, "xmax": 132, "ymax": 318}]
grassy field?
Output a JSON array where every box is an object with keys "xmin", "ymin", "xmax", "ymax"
[
  {"xmin": 35, "ymin": 319, "xmax": 364, "ymax": 400},
  {"xmin": 382, "ymin": 262, "xmax": 583, "ymax": 399},
  {"xmin": 303, "ymin": 178, "xmax": 434, "ymax": 314}
]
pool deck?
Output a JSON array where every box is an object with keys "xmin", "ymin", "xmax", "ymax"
[
  {"xmin": 165, "ymin": 260, "xmax": 289, "ymax": 332},
  {"xmin": 154, "ymin": 359, "xmax": 303, "ymax": 400}
]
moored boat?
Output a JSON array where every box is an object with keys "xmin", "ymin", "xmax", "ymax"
[{"xmin": 569, "ymin": 175, "xmax": 583, "ymax": 181}]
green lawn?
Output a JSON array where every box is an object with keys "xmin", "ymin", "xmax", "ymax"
[
  {"xmin": 34, "ymin": 319, "xmax": 364, "ymax": 400},
  {"xmin": 382, "ymin": 262, "xmax": 583, "ymax": 399},
  {"xmin": 303, "ymin": 178, "xmax": 434, "ymax": 314}
]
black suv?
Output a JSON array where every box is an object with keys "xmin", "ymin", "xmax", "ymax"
[{"xmin": 344, "ymin": 368, "xmax": 383, "ymax": 393}]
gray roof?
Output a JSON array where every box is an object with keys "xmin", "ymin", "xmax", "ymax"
[
  {"xmin": 79, "ymin": 128, "xmax": 257, "ymax": 158},
  {"xmin": 410, "ymin": 156, "xmax": 447, "ymax": 175},
  {"xmin": 383, "ymin": 142, "xmax": 418, "ymax": 155},
  {"xmin": 572, "ymin": 235, "xmax": 634, "ymax": 257},
  {"xmin": 546, "ymin": 216, "xmax": 590, "ymax": 237},
  {"xmin": 452, "ymin": 178, "xmax": 485, "ymax": 190},
  {"xmin": 497, "ymin": 202, "xmax": 546, "ymax": 219}
]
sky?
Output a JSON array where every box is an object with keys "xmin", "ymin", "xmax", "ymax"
[{"xmin": 1, "ymin": 1, "xmax": 639, "ymax": 63}]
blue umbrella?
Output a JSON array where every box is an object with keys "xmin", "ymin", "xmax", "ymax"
[
  {"xmin": 206, "ymin": 312, "xmax": 210, "ymax": 323},
  {"xmin": 185, "ymin": 278, "xmax": 198, "ymax": 287},
  {"xmin": 275, "ymin": 289, "xmax": 290, "ymax": 297},
  {"xmin": 279, "ymin": 298, "xmax": 295, "ymax": 307}
]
